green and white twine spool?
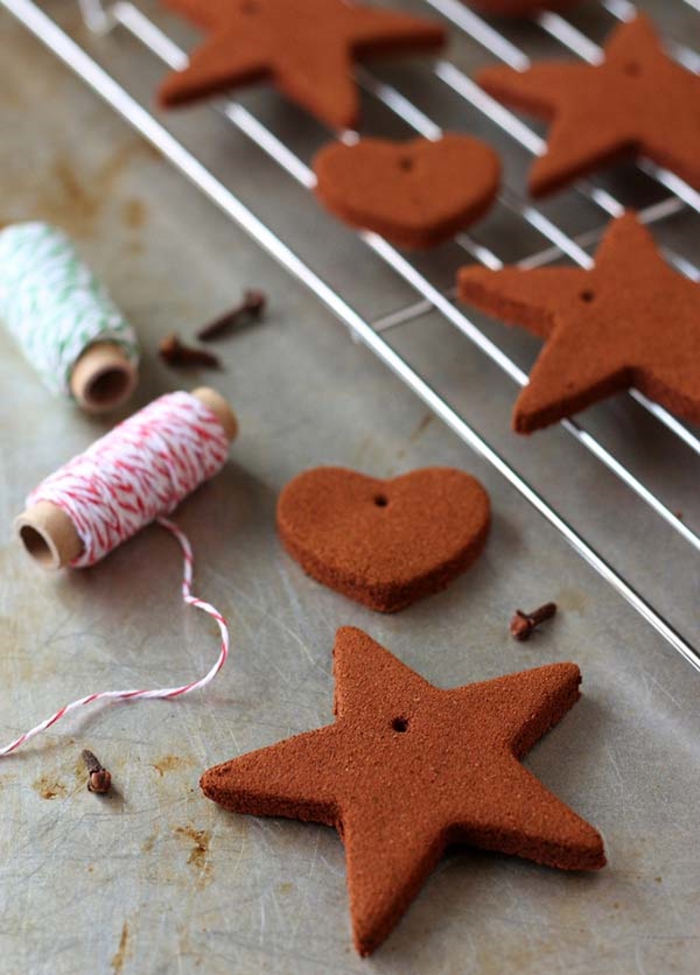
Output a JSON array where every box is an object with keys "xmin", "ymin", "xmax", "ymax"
[{"xmin": 0, "ymin": 222, "xmax": 139, "ymax": 399}]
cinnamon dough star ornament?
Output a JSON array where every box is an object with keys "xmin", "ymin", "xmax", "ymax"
[
  {"xmin": 201, "ymin": 627, "xmax": 605, "ymax": 956},
  {"xmin": 158, "ymin": 0, "xmax": 445, "ymax": 130},
  {"xmin": 458, "ymin": 211, "xmax": 700, "ymax": 433},
  {"xmin": 478, "ymin": 14, "xmax": 700, "ymax": 196}
]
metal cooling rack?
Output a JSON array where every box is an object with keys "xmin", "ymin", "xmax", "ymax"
[{"xmin": 4, "ymin": 0, "xmax": 699, "ymax": 667}]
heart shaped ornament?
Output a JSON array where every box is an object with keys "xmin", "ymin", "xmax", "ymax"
[
  {"xmin": 277, "ymin": 467, "xmax": 491, "ymax": 612},
  {"xmin": 313, "ymin": 134, "xmax": 500, "ymax": 249}
]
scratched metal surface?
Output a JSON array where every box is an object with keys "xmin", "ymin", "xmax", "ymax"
[{"xmin": 0, "ymin": 1, "xmax": 699, "ymax": 973}]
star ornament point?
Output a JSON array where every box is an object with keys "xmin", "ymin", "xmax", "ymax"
[
  {"xmin": 158, "ymin": 0, "xmax": 445, "ymax": 130},
  {"xmin": 478, "ymin": 14, "xmax": 700, "ymax": 196},
  {"xmin": 459, "ymin": 211, "xmax": 700, "ymax": 434},
  {"xmin": 201, "ymin": 626, "xmax": 605, "ymax": 956}
]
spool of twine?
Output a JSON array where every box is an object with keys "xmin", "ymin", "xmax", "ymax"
[
  {"xmin": 2, "ymin": 387, "xmax": 239, "ymax": 757},
  {"xmin": 0, "ymin": 222, "xmax": 140, "ymax": 412},
  {"xmin": 16, "ymin": 386, "xmax": 237, "ymax": 569}
]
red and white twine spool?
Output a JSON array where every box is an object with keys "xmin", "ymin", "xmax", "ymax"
[{"xmin": 1, "ymin": 392, "xmax": 233, "ymax": 757}]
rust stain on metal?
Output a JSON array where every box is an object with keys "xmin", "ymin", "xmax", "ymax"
[
  {"xmin": 32, "ymin": 775, "xmax": 67, "ymax": 801},
  {"xmin": 122, "ymin": 197, "xmax": 147, "ymax": 230},
  {"xmin": 141, "ymin": 832, "xmax": 159, "ymax": 854},
  {"xmin": 13, "ymin": 138, "xmax": 157, "ymax": 238},
  {"xmin": 174, "ymin": 826, "xmax": 213, "ymax": 889},
  {"xmin": 175, "ymin": 826, "xmax": 210, "ymax": 868},
  {"xmin": 151, "ymin": 755, "xmax": 188, "ymax": 777},
  {"xmin": 111, "ymin": 922, "xmax": 129, "ymax": 975}
]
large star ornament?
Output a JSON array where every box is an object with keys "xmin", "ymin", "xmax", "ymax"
[
  {"xmin": 458, "ymin": 212, "xmax": 700, "ymax": 434},
  {"xmin": 201, "ymin": 627, "xmax": 605, "ymax": 955},
  {"xmin": 158, "ymin": 0, "xmax": 445, "ymax": 130},
  {"xmin": 478, "ymin": 15, "xmax": 700, "ymax": 196}
]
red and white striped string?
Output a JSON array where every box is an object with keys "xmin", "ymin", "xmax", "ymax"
[{"xmin": 0, "ymin": 392, "xmax": 231, "ymax": 757}]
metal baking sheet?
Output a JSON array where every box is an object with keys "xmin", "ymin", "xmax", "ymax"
[{"xmin": 0, "ymin": 1, "xmax": 698, "ymax": 973}]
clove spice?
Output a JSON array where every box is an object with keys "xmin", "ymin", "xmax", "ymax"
[
  {"xmin": 197, "ymin": 289, "xmax": 267, "ymax": 341},
  {"xmin": 82, "ymin": 749, "xmax": 112, "ymax": 794},
  {"xmin": 510, "ymin": 602, "xmax": 557, "ymax": 642},
  {"xmin": 159, "ymin": 333, "xmax": 221, "ymax": 369}
]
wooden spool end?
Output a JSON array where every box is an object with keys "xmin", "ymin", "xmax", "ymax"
[
  {"xmin": 70, "ymin": 341, "xmax": 138, "ymax": 414},
  {"xmin": 15, "ymin": 501, "xmax": 83, "ymax": 570},
  {"xmin": 192, "ymin": 386, "xmax": 239, "ymax": 442}
]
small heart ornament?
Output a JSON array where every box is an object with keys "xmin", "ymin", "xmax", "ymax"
[
  {"xmin": 313, "ymin": 134, "xmax": 500, "ymax": 249},
  {"xmin": 277, "ymin": 467, "xmax": 491, "ymax": 612}
]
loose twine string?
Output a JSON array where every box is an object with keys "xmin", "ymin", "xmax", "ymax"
[
  {"xmin": 0, "ymin": 222, "xmax": 140, "ymax": 396},
  {"xmin": 0, "ymin": 392, "xmax": 231, "ymax": 757}
]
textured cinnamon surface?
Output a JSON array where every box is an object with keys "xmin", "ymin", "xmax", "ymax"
[
  {"xmin": 313, "ymin": 134, "xmax": 500, "ymax": 249},
  {"xmin": 458, "ymin": 211, "xmax": 700, "ymax": 433},
  {"xmin": 158, "ymin": 0, "xmax": 445, "ymax": 130},
  {"xmin": 202, "ymin": 627, "xmax": 605, "ymax": 955},
  {"xmin": 277, "ymin": 466, "xmax": 491, "ymax": 611},
  {"xmin": 478, "ymin": 14, "xmax": 700, "ymax": 196}
]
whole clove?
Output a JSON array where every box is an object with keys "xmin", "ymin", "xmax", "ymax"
[
  {"xmin": 82, "ymin": 749, "xmax": 112, "ymax": 794},
  {"xmin": 159, "ymin": 333, "xmax": 221, "ymax": 369},
  {"xmin": 510, "ymin": 602, "xmax": 557, "ymax": 642},
  {"xmin": 197, "ymin": 289, "xmax": 267, "ymax": 341}
]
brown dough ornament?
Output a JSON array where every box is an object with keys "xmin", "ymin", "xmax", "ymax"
[
  {"xmin": 313, "ymin": 134, "xmax": 500, "ymax": 249},
  {"xmin": 158, "ymin": 0, "xmax": 445, "ymax": 130},
  {"xmin": 277, "ymin": 467, "xmax": 490, "ymax": 611},
  {"xmin": 458, "ymin": 211, "xmax": 700, "ymax": 434},
  {"xmin": 201, "ymin": 627, "xmax": 606, "ymax": 956},
  {"xmin": 478, "ymin": 14, "xmax": 700, "ymax": 196}
]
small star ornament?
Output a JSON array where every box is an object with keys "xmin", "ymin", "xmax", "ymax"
[
  {"xmin": 478, "ymin": 15, "xmax": 700, "ymax": 196},
  {"xmin": 158, "ymin": 0, "xmax": 445, "ymax": 130},
  {"xmin": 459, "ymin": 211, "xmax": 700, "ymax": 433},
  {"xmin": 201, "ymin": 627, "xmax": 605, "ymax": 955}
]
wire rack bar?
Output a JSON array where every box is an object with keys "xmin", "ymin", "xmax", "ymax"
[
  {"xmin": 519, "ymin": 196, "xmax": 691, "ymax": 268},
  {"xmin": 1, "ymin": 0, "xmax": 697, "ymax": 673}
]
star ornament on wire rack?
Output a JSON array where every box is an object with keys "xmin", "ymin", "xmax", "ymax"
[
  {"xmin": 458, "ymin": 212, "xmax": 700, "ymax": 434},
  {"xmin": 477, "ymin": 14, "xmax": 700, "ymax": 196},
  {"xmin": 201, "ymin": 627, "xmax": 605, "ymax": 956},
  {"xmin": 157, "ymin": 0, "xmax": 446, "ymax": 130}
]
